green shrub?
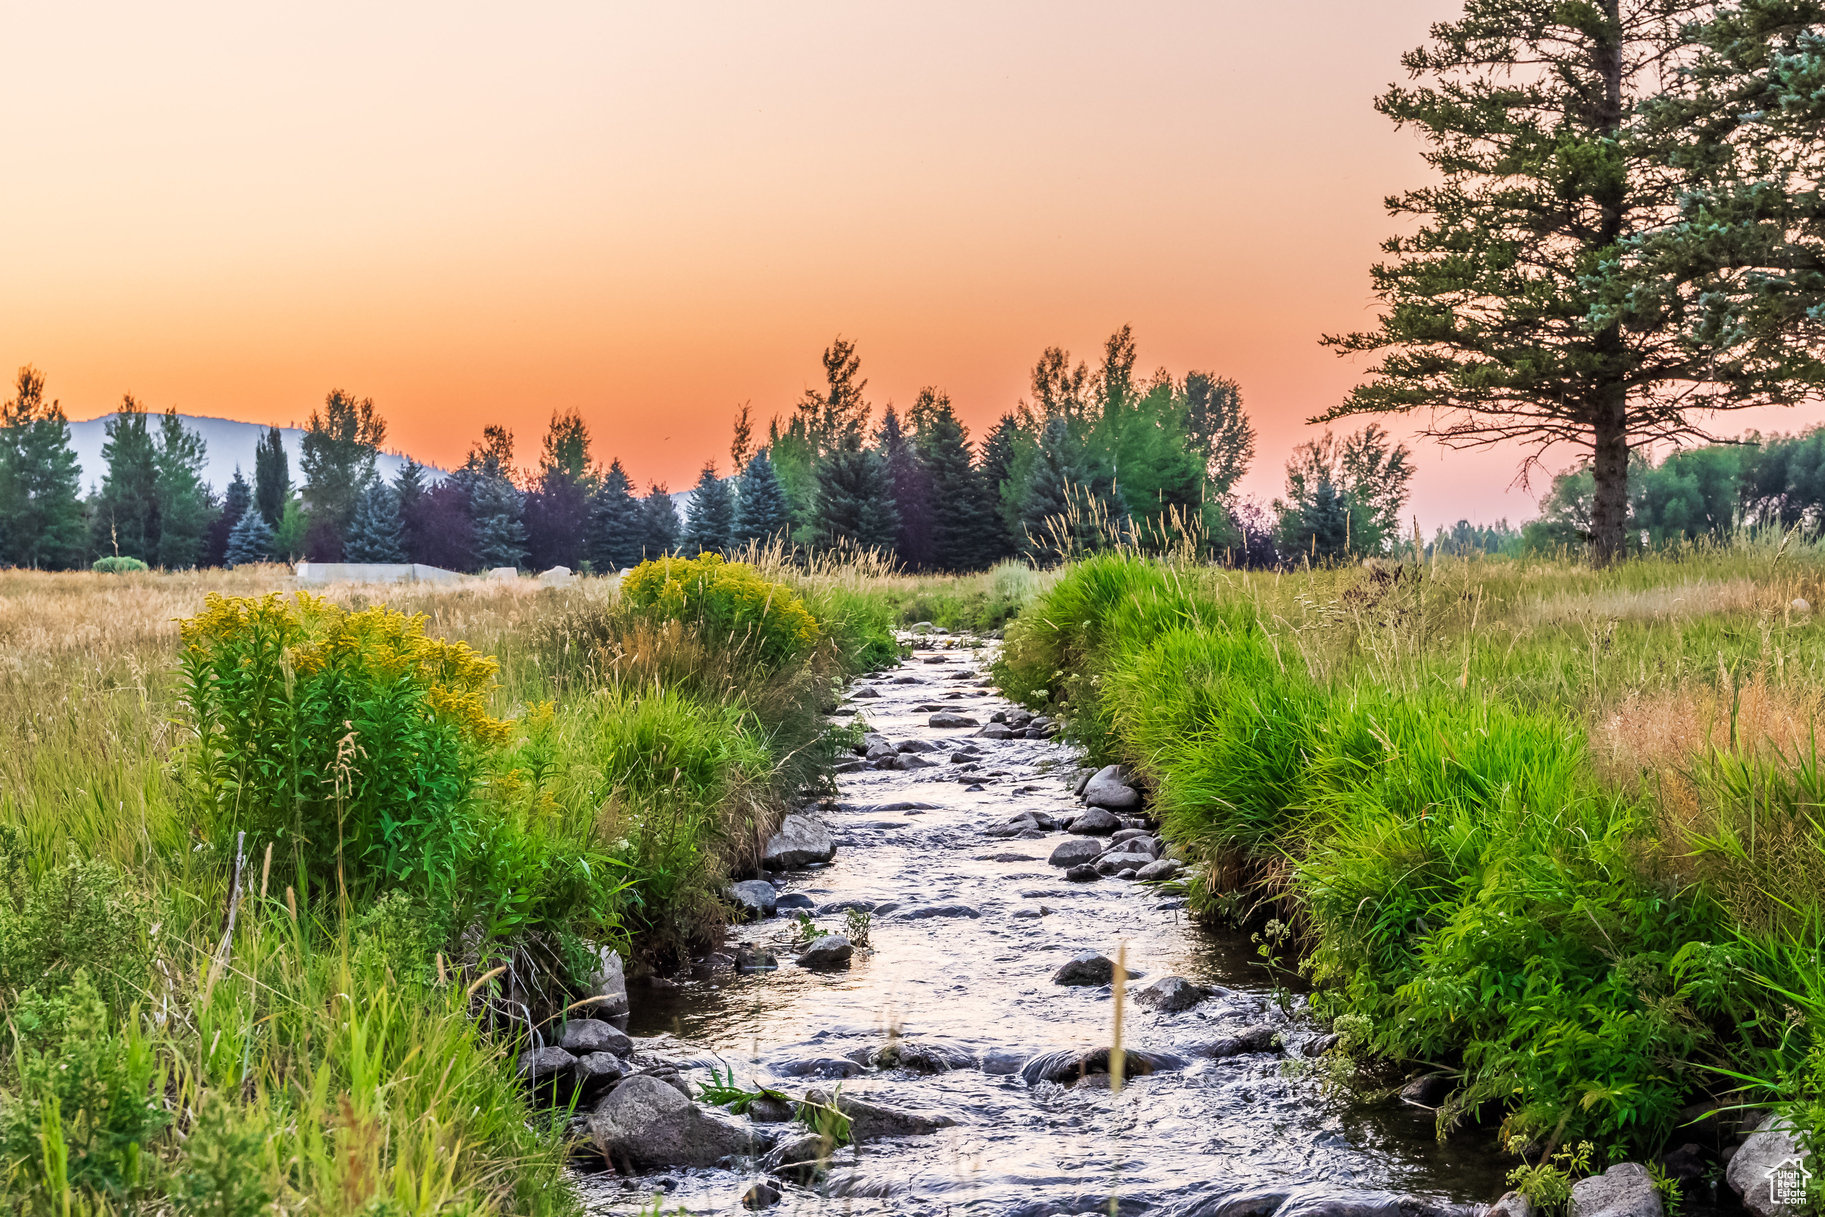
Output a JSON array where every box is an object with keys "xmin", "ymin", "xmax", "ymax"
[
  {"xmin": 0, "ymin": 827, "xmax": 152, "ymax": 1015},
  {"xmin": 621, "ymin": 554, "xmax": 819, "ymax": 671},
  {"xmin": 178, "ymin": 593, "xmax": 508, "ymax": 908},
  {"xmin": 90, "ymin": 555, "xmax": 149, "ymax": 573}
]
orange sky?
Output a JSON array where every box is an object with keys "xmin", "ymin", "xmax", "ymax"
[{"xmin": 6, "ymin": 1, "xmax": 1822, "ymax": 529}]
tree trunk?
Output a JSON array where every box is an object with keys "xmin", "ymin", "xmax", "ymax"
[{"xmin": 1589, "ymin": 392, "xmax": 1630, "ymax": 566}]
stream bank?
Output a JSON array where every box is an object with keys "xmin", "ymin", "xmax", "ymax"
[{"xmin": 570, "ymin": 633, "xmax": 1511, "ymax": 1215}]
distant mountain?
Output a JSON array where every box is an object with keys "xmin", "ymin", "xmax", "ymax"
[{"xmin": 65, "ymin": 413, "xmax": 437, "ymax": 497}]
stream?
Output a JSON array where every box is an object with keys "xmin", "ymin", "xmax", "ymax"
[{"xmin": 576, "ymin": 633, "xmax": 1508, "ymax": 1216}]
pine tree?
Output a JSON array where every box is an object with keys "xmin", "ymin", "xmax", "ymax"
[
  {"xmin": 909, "ymin": 391, "xmax": 986, "ymax": 572},
  {"xmin": 0, "ymin": 367, "xmax": 87, "ymax": 570},
  {"xmin": 253, "ymin": 426, "xmax": 290, "ymax": 526},
  {"xmin": 525, "ymin": 410, "xmax": 593, "ymax": 570},
  {"xmin": 224, "ymin": 506, "xmax": 275, "ymax": 567},
  {"xmin": 732, "ymin": 447, "xmax": 793, "ymax": 547},
  {"xmin": 878, "ymin": 405, "xmax": 933, "ymax": 569},
  {"xmin": 680, "ymin": 462, "xmax": 733, "ymax": 556},
  {"xmin": 345, "ymin": 479, "xmax": 408, "ymax": 563},
  {"xmin": 589, "ymin": 459, "xmax": 644, "ymax": 571},
  {"xmin": 393, "ymin": 459, "xmax": 428, "ymax": 562},
  {"xmin": 1278, "ymin": 478, "xmax": 1353, "ymax": 564},
  {"xmin": 154, "ymin": 410, "xmax": 212, "ymax": 570},
  {"xmin": 470, "ymin": 474, "xmax": 526, "ymax": 570},
  {"xmin": 638, "ymin": 484, "xmax": 680, "ymax": 559},
  {"xmin": 90, "ymin": 396, "xmax": 160, "ymax": 562},
  {"xmin": 300, "ymin": 389, "xmax": 385, "ymax": 558},
  {"xmin": 1018, "ymin": 416, "xmax": 1079, "ymax": 565},
  {"xmin": 206, "ymin": 468, "xmax": 252, "ymax": 567},
  {"xmin": 812, "ymin": 433, "xmax": 898, "ymax": 555}
]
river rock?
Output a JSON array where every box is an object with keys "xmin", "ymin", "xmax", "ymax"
[
  {"xmin": 871, "ymin": 1039, "xmax": 975, "ymax": 1073},
  {"xmin": 561, "ymin": 1019, "xmax": 634, "ymax": 1056},
  {"xmin": 1064, "ymin": 863, "xmax": 1101, "ymax": 881},
  {"xmin": 1569, "ymin": 1162, "xmax": 1661, "ymax": 1217},
  {"xmin": 817, "ymin": 898, "xmax": 874, "ymax": 915},
  {"xmin": 573, "ymin": 1051, "xmax": 625, "ymax": 1090},
  {"xmin": 1083, "ymin": 765, "xmax": 1141, "ymax": 810},
  {"xmin": 1068, "ymin": 808, "xmax": 1122, "ymax": 835},
  {"xmin": 929, "ymin": 712, "xmax": 980, "ymax": 728},
  {"xmin": 1399, "ymin": 1073, "xmax": 1454, "ymax": 1107},
  {"xmin": 1136, "ymin": 858, "xmax": 1182, "ymax": 880},
  {"xmin": 775, "ymin": 892, "xmax": 815, "ymax": 911},
  {"xmin": 1133, "ymin": 976, "xmax": 1207, "ymax": 1013},
  {"xmin": 742, "ymin": 1179, "xmax": 783, "ymax": 1209},
  {"xmin": 735, "ymin": 945, "xmax": 779, "ymax": 971},
  {"xmin": 728, "ymin": 879, "xmax": 779, "ymax": 919},
  {"xmin": 1053, "ymin": 950, "xmax": 1115, "ymax": 986},
  {"xmin": 866, "ymin": 745, "xmax": 898, "ymax": 764},
  {"xmin": 588, "ymin": 1074, "xmax": 752, "ymax": 1171},
  {"xmin": 796, "ymin": 934, "xmax": 854, "ymax": 969},
  {"xmin": 772, "ymin": 1055, "xmax": 863, "ymax": 1078},
  {"xmin": 764, "ymin": 1132, "xmax": 836, "ymax": 1183},
  {"xmin": 1485, "ymin": 1192, "xmax": 1533, "ymax": 1217},
  {"xmin": 895, "ymin": 903, "xmax": 980, "ymax": 920},
  {"xmin": 1726, "ymin": 1113, "xmax": 1806, "ymax": 1216},
  {"xmin": 763, "ymin": 814, "xmax": 836, "ymax": 869},
  {"xmin": 1048, "ymin": 837, "xmax": 1103, "ymax": 866},
  {"xmin": 1185, "ymin": 1025, "xmax": 1283, "ymax": 1057},
  {"xmin": 893, "ymin": 754, "xmax": 940, "ymax": 770},
  {"xmin": 975, "ymin": 724, "xmax": 1014, "ymax": 740},
  {"xmin": 895, "ymin": 738, "xmax": 943, "ymax": 753},
  {"xmin": 1018, "ymin": 1046, "xmax": 1187, "ymax": 1086},
  {"xmin": 852, "ymin": 686, "xmax": 881, "ymax": 699},
  {"xmin": 585, "ymin": 944, "xmax": 630, "ymax": 1016},
  {"xmin": 803, "ymin": 1088, "xmax": 955, "ymax": 1140},
  {"xmin": 747, "ymin": 1095, "xmax": 795, "ymax": 1123},
  {"xmin": 519, "ymin": 1045, "xmax": 577, "ymax": 1087}
]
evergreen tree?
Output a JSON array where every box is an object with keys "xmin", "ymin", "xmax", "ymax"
[
  {"xmin": 1319, "ymin": 1, "xmax": 1807, "ymax": 565},
  {"xmin": 345, "ymin": 479, "xmax": 408, "ymax": 563},
  {"xmin": 977, "ymin": 414, "xmax": 1024, "ymax": 564},
  {"xmin": 300, "ymin": 389, "xmax": 385, "ymax": 559},
  {"xmin": 273, "ymin": 499, "xmax": 309, "ymax": 563},
  {"xmin": 638, "ymin": 484, "xmax": 680, "ymax": 559},
  {"xmin": 253, "ymin": 425, "xmax": 290, "ymax": 526},
  {"xmin": 878, "ymin": 405, "xmax": 933, "ymax": 568},
  {"xmin": 525, "ymin": 410, "xmax": 593, "ymax": 570},
  {"xmin": 1278, "ymin": 478, "xmax": 1353, "ymax": 564},
  {"xmin": 589, "ymin": 459, "xmax": 644, "ymax": 571},
  {"xmin": 1018, "ymin": 416, "xmax": 1082, "ymax": 565},
  {"xmin": 680, "ymin": 462, "xmax": 733, "ymax": 555},
  {"xmin": 0, "ymin": 367, "xmax": 86, "ymax": 570},
  {"xmin": 224, "ymin": 506, "xmax": 275, "ymax": 567},
  {"xmin": 732, "ymin": 447, "xmax": 793, "ymax": 547},
  {"xmin": 412, "ymin": 482, "xmax": 476, "ymax": 572},
  {"xmin": 909, "ymin": 390, "xmax": 985, "ymax": 572},
  {"xmin": 91, "ymin": 397, "xmax": 160, "ymax": 562},
  {"xmin": 206, "ymin": 468, "xmax": 252, "ymax": 567},
  {"xmin": 393, "ymin": 459, "xmax": 428, "ymax": 562},
  {"xmin": 811, "ymin": 433, "xmax": 898, "ymax": 554},
  {"xmin": 1273, "ymin": 426, "xmax": 1414, "ymax": 558},
  {"xmin": 470, "ymin": 474, "xmax": 526, "ymax": 570},
  {"xmin": 154, "ymin": 410, "xmax": 212, "ymax": 570}
]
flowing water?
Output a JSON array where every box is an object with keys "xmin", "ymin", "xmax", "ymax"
[{"xmin": 577, "ymin": 635, "xmax": 1507, "ymax": 1216}]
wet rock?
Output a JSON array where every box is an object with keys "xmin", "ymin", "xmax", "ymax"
[
  {"xmin": 1303, "ymin": 1033, "xmax": 1340, "ymax": 1057},
  {"xmin": 895, "ymin": 738, "xmax": 943, "ymax": 753},
  {"xmin": 871, "ymin": 1039, "xmax": 975, "ymax": 1072},
  {"xmin": 1018, "ymin": 1046, "xmax": 1186, "ymax": 1086},
  {"xmin": 1399, "ymin": 1073, "xmax": 1454, "ymax": 1108},
  {"xmin": 891, "ymin": 675, "xmax": 919, "ymax": 684},
  {"xmin": 585, "ymin": 944, "xmax": 630, "ymax": 1016},
  {"xmin": 874, "ymin": 800, "xmax": 943, "ymax": 811},
  {"xmin": 573, "ymin": 1051, "xmax": 626, "ymax": 1091},
  {"xmin": 951, "ymin": 751, "xmax": 981, "ymax": 764},
  {"xmin": 1068, "ymin": 808, "xmax": 1122, "ymax": 835},
  {"xmin": 519, "ymin": 1045, "xmax": 578, "ymax": 1086},
  {"xmin": 923, "ymin": 654, "xmax": 949, "ymax": 664},
  {"xmin": 1484, "ymin": 1192, "xmax": 1533, "ymax": 1217},
  {"xmin": 1048, "ymin": 837, "xmax": 1104, "ymax": 866},
  {"xmin": 866, "ymin": 749, "xmax": 898, "ymax": 767},
  {"xmin": 796, "ymin": 934, "xmax": 854, "ymax": 969},
  {"xmin": 741, "ymin": 1179, "xmax": 783, "ymax": 1209},
  {"xmin": 1064, "ymin": 863, "xmax": 1101, "ymax": 882},
  {"xmin": 1133, "ymin": 976, "xmax": 1208, "ymax": 1013},
  {"xmin": 1185, "ymin": 1025, "xmax": 1282, "ymax": 1057},
  {"xmin": 1136, "ymin": 858, "xmax": 1183, "ymax": 881},
  {"xmin": 747, "ymin": 1095, "xmax": 795, "ymax": 1123},
  {"xmin": 735, "ymin": 946, "xmax": 779, "ymax": 971},
  {"xmin": 1053, "ymin": 950, "xmax": 1115, "ymax": 986},
  {"xmin": 975, "ymin": 724, "xmax": 1014, "ymax": 740},
  {"xmin": 980, "ymin": 851, "xmax": 1039, "ymax": 863},
  {"xmin": 1569, "ymin": 1163, "xmax": 1661, "ymax": 1217},
  {"xmin": 979, "ymin": 1047, "xmax": 1029, "ymax": 1074},
  {"xmin": 817, "ymin": 898, "xmax": 874, "ymax": 915},
  {"xmin": 728, "ymin": 879, "xmax": 779, "ymax": 919},
  {"xmin": 1005, "ymin": 709, "xmax": 1034, "ymax": 728},
  {"xmin": 989, "ymin": 710, "xmax": 1007, "ymax": 723},
  {"xmin": 896, "ymin": 903, "xmax": 980, "ymax": 920},
  {"xmin": 764, "ymin": 1132, "xmax": 836, "ymax": 1183},
  {"xmin": 1173, "ymin": 1187, "xmax": 1293, "ymax": 1217},
  {"xmin": 1073, "ymin": 767, "xmax": 1096, "ymax": 796},
  {"xmin": 929, "ymin": 712, "xmax": 980, "ymax": 728},
  {"xmin": 775, "ymin": 892, "xmax": 815, "ymax": 911},
  {"xmin": 1083, "ymin": 764, "xmax": 1141, "ymax": 810},
  {"xmin": 1097, "ymin": 849, "xmax": 1151, "ymax": 874},
  {"xmin": 1276, "ymin": 1196, "xmax": 1409, "ymax": 1217},
  {"xmin": 803, "ymin": 1088, "xmax": 955, "ymax": 1140},
  {"xmin": 1726, "ymin": 1113, "xmax": 1804, "ymax": 1216},
  {"xmin": 762, "ymin": 814, "xmax": 836, "ymax": 869},
  {"xmin": 587, "ymin": 1075, "xmax": 753, "ymax": 1171},
  {"xmin": 772, "ymin": 1056, "xmax": 863, "ymax": 1079},
  {"xmin": 852, "ymin": 685, "xmax": 882, "ymax": 698},
  {"xmin": 893, "ymin": 754, "xmax": 941, "ymax": 770},
  {"xmin": 561, "ymin": 1019, "xmax": 633, "ymax": 1056},
  {"xmin": 1011, "ymin": 906, "xmax": 1049, "ymax": 918},
  {"xmin": 833, "ymin": 759, "xmax": 869, "ymax": 773}
]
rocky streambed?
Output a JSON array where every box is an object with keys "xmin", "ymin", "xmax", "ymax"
[{"xmin": 540, "ymin": 633, "xmax": 1779, "ymax": 1217}]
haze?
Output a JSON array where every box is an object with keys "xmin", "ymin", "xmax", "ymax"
[{"xmin": 7, "ymin": 1, "xmax": 1817, "ymax": 525}]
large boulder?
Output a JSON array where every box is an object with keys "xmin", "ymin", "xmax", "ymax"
[
  {"xmin": 585, "ymin": 945, "xmax": 629, "ymax": 1016},
  {"xmin": 929, "ymin": 712, "xmax": 980, "ymax": 729},
  {"xmin": 588, "ymin": 1074, "xmax": 754, "ymax": 1171},
  {"xmin": 1053, "ymin": 951, "xmax": 1115, "ymax": 986},
  {"xmin": 1132, "ymin": 976, "xmax": 1207, "ymax": 1013},
  {"xmin": 1136, "ymin": 857, "xmax": 1182, "ymax": 881},
  {"xmin": 1726, "ymin": 1114, "xmax": 1808, "ymax": 1217},
  {"xmin": 728, "ymin": 880, "xmax": 779, "ymax": 919},
  {"xmin": 560, "ymin": 1018, "xmax": 633, "ymax": 1056},
  {"xmin": 797, "ymin": 934, "xmax": 854, "ymax": 969},
  {"xmin": 1068, "ymin": 808, "xmax": 1122, "ymax": 835},
  {"xmin": 1568, "ymin": 1162, "xmax": 1662, "ymax": 1217},
  {"xmin": 1048, "ymin": 837, "xmax": 1103, "ymax": 867},
  {"xmin": 1082, "ymin": 765, "xmax": 1141, "ymax": 810},
  {"xmin": 763, "ymin": 814, "xmax": 836, "ymax": 869}
]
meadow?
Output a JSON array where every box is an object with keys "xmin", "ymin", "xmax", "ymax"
[{"xmin": 993, "ymin": 538, "xmax": 1825, "ymax": 1178}]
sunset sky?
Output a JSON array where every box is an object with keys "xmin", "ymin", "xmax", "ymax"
[{"xmin": 8, "ymin": 1, "xmax": 1822, "ymax": 529}]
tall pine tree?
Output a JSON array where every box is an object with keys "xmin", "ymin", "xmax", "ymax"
[
  {"xmin": 977, "ymin": 414, "xmax": 1024, "ymax": 565},
  {"xmin": 345, "ymin": 479, "xmax": 408, "ymax": 563},
  {"xmin": 91, "ymin": 397, "xmax": 160, "ymax": 561},
  {"xmin": 154, "ymin": 410, "xmax": 212, "ymax": 570},
  {"xmin": 638, "ymin": 484, "xmax": 680, "ymax": 559},
  {"xmin": 878, "ymin": 405, "xmax": 933, "ymax": 569},
  {"xmin": 0, "ymin": 367, "xmax": 86, "ymax": 570},
  {"xmin": 732, "ymin": 447, "xmax": 792, "ymax": 547},
  {"xmin": 300, "ymin": 389, "xmax": 385, "ymax": 559},
  {"xmin": 812, "ymin": 431, "xmax": 898, "ymax": 555},
  {"xmin": 909, "ymin": 390, "xmax": 987, "ymax": 572},
  {"xmin": 393, "ymin": 459, "xmax": 428, "ymax": 562},
  {"xmin": 225, "ymin": 506, "xmax": 275, "ymax": 567},
  {"xmin": 589, "ymin": 459, "xmax": 644, "ymax": 571},
  {"xmin": 253, "ymin": 425, "xmax": 290, "ymax": 526},
  {"xmin": 206, "ymin": 468, "xmax": 252, "ymax": 568},
  {"xmin": 525, "ymin": 409, "xmax": 593, "ymax": 570},
  {"xmin": 680, "ymin": 462, "xmax": 733, "ymax": 555}
]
